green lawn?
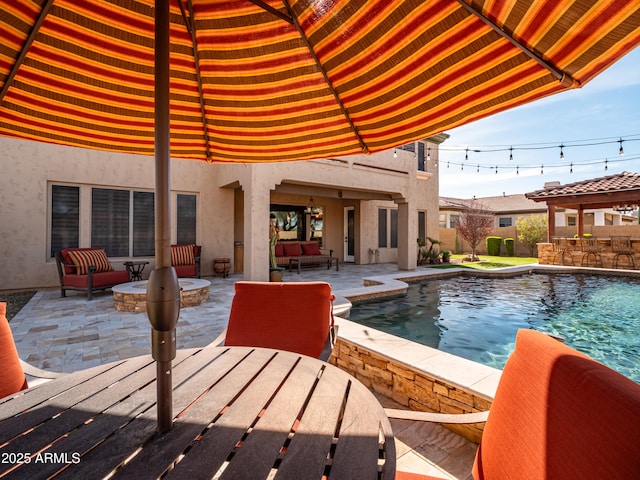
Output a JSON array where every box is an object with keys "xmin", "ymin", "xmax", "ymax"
[{"xmin": 433, "ymin": 254, "xmax": 539, "ymax": 270}]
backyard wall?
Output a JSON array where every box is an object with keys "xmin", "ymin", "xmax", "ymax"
[
  {"xmin": 330, "ymin": 338, "xmax": 491, "ymax": 443},
  {"xmin": 440, "ymin": 224, "xmax": 640, "ymax": 258}
]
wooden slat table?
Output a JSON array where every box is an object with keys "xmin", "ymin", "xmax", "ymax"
[{"xmin": 0, "ymin": 346, "xmax": 395, "ymax": 479}]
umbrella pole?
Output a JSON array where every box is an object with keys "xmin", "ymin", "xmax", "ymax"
[{"xmin": 146, "ymin": 0, "xmax": 179, "ymax": 434}]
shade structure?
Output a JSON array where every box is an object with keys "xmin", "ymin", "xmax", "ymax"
[{"xmin": 2, "ymin": 0, "xmax": 640, "ymax": 164}]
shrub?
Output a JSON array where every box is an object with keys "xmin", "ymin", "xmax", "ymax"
[
  {"xmin": 504, "ymin": 238, "xmax": 515, "ymax": 256},
  {"xmin": 486, "ymin": 236, "xmax": 502, "ymax": 256}
]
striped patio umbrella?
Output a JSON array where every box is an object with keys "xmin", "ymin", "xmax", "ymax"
[
  {"xmin": 2, "ymin": 0, "xmax": 639, "ymax": 433},
  {"xmin": 2, "ymin": 0, "xmax": 639, "ymax": 163}
]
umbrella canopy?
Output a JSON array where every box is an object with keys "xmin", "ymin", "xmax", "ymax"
[{"xmin": 2, "ymin": 0, "xmax": 640, "ymax": 163}]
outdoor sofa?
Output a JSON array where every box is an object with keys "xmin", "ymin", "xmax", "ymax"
[
  {"xmin": 171, "ymin": 244, "xmax": 201, "ymax": 278},
  {"xmin": 274, "ymin": 240, "xmax": 333, "ymax": 269},
  {"xmin": 55, "ymin": 247, "xmax": 129, "ymax": 300}
]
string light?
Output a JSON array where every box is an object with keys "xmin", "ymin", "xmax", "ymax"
[
  {"xmin": 541, "ymin": 164, "xmax": 544, "ymax": 175},
  {"xmin": 495, "ymin": 165, "xmax": 498, "ymax": 174},
  {"xmin": 393, "ymin": 148, "xmax": 397, "ymax": 158},
  {"xmin": 569, "ymin": 162, "xmax": 573, "ymax": 174},
  {"xmin": 509, "ymin": 146, "xmax": 513, "ymax": 162},
  {"xmin": 427, "ymin": 146, "xmax": 431, "ymax": 161},
  {"xmin": 605, "ymin": 159, "xmax": 608, "ymax": 171},
  {"xmin": 516, "ymin": 166, "xmax": 519, "ymax": 175},
  {"xmin": 464, "ymin": 148, "xmax": 469, "ymax": 161},
  {"xmin": 619, "ymin": 138, "xmax": 624, "ymax": 156},
  {"xmin": 477, "ymin": 164, "xmax": 480, "ymax": 173},
  {"xmin": 559, "ymin": 144, "xmax": 564, "ymax": 160}
]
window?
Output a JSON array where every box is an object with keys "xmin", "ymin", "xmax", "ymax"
[
  {"xmin": 378, "ymin": 209, "xmax": 387, "ymax": 248},
  {"xmin": 450, "ymin": 214, "xmax": 460, "ymax": 228},
  {"xmin": 567, "ymin": 216, "xmax": 576, "ymax": 227},
  {"xmin": 499, "ymin": 217, "xmax": 512, "ymax": 227},
  {"xmin": 390, "ymin": 209, "xmax": 398, "ymax": 248},
  {"xmin": 133, "ymin": 191, "xmax": 155, "ymax": 256},
  {"xmin": 92, "ymin": 188, "xmax": 130, "ymax": 257},
  {"xmin": 177, "ymin": 194, "xmax": 196, "ymax": 244},
  {"xmin": 50, "ymin": 185, "xmax": 79, "ymax": 257},
  {"xmin": 417, "ymin": 142, "xmax": 426, "ymax": 171},
  {"xmin": 418, "ymin": 211, "xmax": 426, "ymax": 241},
  {"xmin": 438, "ymin": 213, "xmax": 446, "ymax": 228},
  {"xmin": 378, "ymin": 208, "xmax": 398, "ymax": 248},
  {"xmin": 50, "ymin": 185, "xmax": 196, "ymax": 259}
]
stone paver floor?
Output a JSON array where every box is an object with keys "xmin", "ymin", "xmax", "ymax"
[{"xmin": 8, "ymin": 263, "xmax": 476, "ymax": 479}]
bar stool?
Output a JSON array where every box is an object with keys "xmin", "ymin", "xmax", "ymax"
[
  {"xmin": 611, "ymin": 236, "xmax": 636, "ymax": 269},
  {"xmin": 580, "ymin": 237, "xmax": 603, "ymax": 267},
  {"xmin": 551, "ymin": 237, "xmax": 573, "ymax": 265}
]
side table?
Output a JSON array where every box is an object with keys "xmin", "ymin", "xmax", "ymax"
[
  {"xmin": 213, "ymin": 257, "xmax": 231, "ymax": 278},
  {"xmin": 123, "ymin": 260, "xmax": 149, "ymax": 281}
]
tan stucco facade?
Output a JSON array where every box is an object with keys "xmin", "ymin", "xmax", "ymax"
[{"xmin": 0, "ymin": 134, "xmax": 445, "ymax": 291}]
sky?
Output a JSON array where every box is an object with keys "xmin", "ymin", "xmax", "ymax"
[{"xmin": 438, "ymin": 46, "xmax": 640, "ymax": 199}]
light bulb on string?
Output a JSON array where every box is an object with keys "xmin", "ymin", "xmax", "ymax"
[
  {"xmin": 516, "ymin": 166, "xmax": 519, "ymax": 175},
  {"xmin": 509, "ymin": 147, "xmax": 513, "ymax": 162},
  {"xmin": 464, "ymin": 148, "xmax": 469, "ymax": 161},
  {"xmin": 605, "ymin": 159, "xmax": 608, "ymax": 172},
  {"xmin": 427, "ymin": 146, "xmax": 431, "ymax": 161},
  {"xmin": 393, "ymin": 148, "xmax": 397, "ymax": 158},
  {"xmin": 570, "ymin": 163, "xmax": 573, "ymax": 174},
  {"xmin": 559, "ymin": 145, "xmax": 564, "ymax": 160},
  {"xmin": 619, "ymin": 138, "xmax": 624, "ymax": 156},
  {"xmin": 477, "ymin": 164, "xmax": 480, "ymax": 173},
  {"xmin": 495, "ymin": 165, "xmax": 498, "ymax": 174},
  {"xmin": 541, "ymin": 164, "xmax": 544, "ymax": 175},
  {"xmin": 447, "ymin": 161, "xmax": 450, "ymax": 168},
  {"xmin": 461, "ymin": 163, "xmax": 464, "ymax": 171}
]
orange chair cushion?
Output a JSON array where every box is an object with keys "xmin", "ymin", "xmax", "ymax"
[
  {"xmin": 224, "ymin": 281, "xmax": 332, "ymax": 358},
  {"xmin": 0, "ymin": 303, "xmax": 28, "ymax": 399},
  {"xmin": 473, "ymin": 329, "xmax": 640, "ymax": 480}
]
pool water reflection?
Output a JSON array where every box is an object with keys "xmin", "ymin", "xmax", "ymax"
[{"xmin": 347, "ymin": 273, "xmax": 640, "ymax": 383}]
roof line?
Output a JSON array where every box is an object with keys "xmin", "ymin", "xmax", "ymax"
[
  {"xmin": 455, "ymin": 0, "xmax": 578, "ymax": 88},
  {"xmin": 0, "ymin": 0, "xmax": 55, "ymax": 103}
]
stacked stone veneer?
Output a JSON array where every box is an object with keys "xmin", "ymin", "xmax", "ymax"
[
  {"xmin": 330, "ymin": 337, "xmax": 491, "ymax": 444},
  {"xmin": 113, "ymin": 285, "xmax": 209, "ymax": 312}
]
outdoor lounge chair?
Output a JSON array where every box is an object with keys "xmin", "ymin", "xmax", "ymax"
[
  {"xmin": 212, "ymin": 281, "xmax": 336, "ymax": 360},
  {"xmin": 0, "ymin": 302, "xmax": 61, "ymax": 399},
  {"xmin": 389, "ymin": 329, "xmax": 640, "ymax": 480}
]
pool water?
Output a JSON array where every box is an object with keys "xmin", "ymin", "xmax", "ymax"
[{"xmin": 348, "ymin": 273, "xmax": 640, "ymax": 383}]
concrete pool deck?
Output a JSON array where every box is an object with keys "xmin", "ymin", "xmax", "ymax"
[{"xmin": 8, "ymin": 261, "xmax": 638, "ymax": 479}]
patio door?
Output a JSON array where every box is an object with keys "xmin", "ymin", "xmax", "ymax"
[{"xmin": 343, "ymin": 206, "xmax": 355, "ymax": 262}]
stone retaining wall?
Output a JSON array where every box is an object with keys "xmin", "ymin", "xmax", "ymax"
[{"xmin": 330, "ymin": 338, "xmax": 491, "ymax": 444}]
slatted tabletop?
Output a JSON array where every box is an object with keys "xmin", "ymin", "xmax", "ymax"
[{"xmin": 0, "ymin": 346, "xmax": 395, "ymax": 479}]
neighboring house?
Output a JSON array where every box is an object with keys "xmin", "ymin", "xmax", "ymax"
[
  {"xmin": 0, "ymin": 133, "xmax": 448, "ymax": 291},
  {"xmin": 440, "ymin": 190, "xmax": 636, "ymax": 229}
]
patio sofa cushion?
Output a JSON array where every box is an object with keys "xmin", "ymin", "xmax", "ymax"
[
  {"xmin": 0, "ymin": 302, "xmax": 28, "ymax": 398},
  {"xmin": 301, "ymin": 242, "xmax": 322, "ymax": 256},
  {"xmin": 283, "ymin": 242, "xmax": 302, "ymax": 257},
  {"xmin": 67, "ymin": 248, "xmax": 113, "ymax": 275},
  {"xmin": 273, "ymin": 240, "xmax": 332, "ymax": 268},
  {"xmin": 171, "ymin": 244, "xmax": 201, "ymax": 278}
]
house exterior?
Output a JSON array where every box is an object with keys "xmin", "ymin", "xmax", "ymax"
[
  {"xmin": 440, "ymin": 192, "xmax": 636, "ymax": 229},
  {"xmin": 0, "ymin": 133, "xmax": 448, "ymax": 291}
]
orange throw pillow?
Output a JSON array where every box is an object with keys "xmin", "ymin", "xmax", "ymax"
[{"xmin": 67, "ymin": 249, "xmax": 113, "ymax": 275}]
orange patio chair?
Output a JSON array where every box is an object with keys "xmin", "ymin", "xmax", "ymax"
[
  {"xmin": 213, "ymin": 281, "xmax": 336, "ymax": 360},
  {"xmin": 0, "ymin": 302, "xmax": 61, "ymax": 399},
  {"xmin": 389, "ymin": 329, "xmax": 640, "ymax": 480}
]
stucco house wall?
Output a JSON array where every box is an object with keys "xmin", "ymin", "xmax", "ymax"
[{"xmin": 1, "ymin": 134, "xmax": 445, "ymax": 290}]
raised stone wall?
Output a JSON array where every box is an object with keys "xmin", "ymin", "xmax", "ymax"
[{"xmin": 330, "ymin": 338, "xmax": 491, "ymax": 444}]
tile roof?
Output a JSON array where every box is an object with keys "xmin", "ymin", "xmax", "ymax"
[
  {"xmin": 525, "ymin": 171, "xmax": 640, "ymax": 199},
  {"xmin": 439, "ymin": 194, "xmax": 543, "ymax": 214}
]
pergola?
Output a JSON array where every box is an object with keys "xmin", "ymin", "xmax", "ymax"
[{"xmin": 525, "ymin": 172, "xmax": 640, "ymax": 240}]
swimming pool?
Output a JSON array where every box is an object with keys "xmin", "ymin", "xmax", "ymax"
[{"xmin": 347, "ymin": 273, "xmax": 640, "ymax": 383}]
